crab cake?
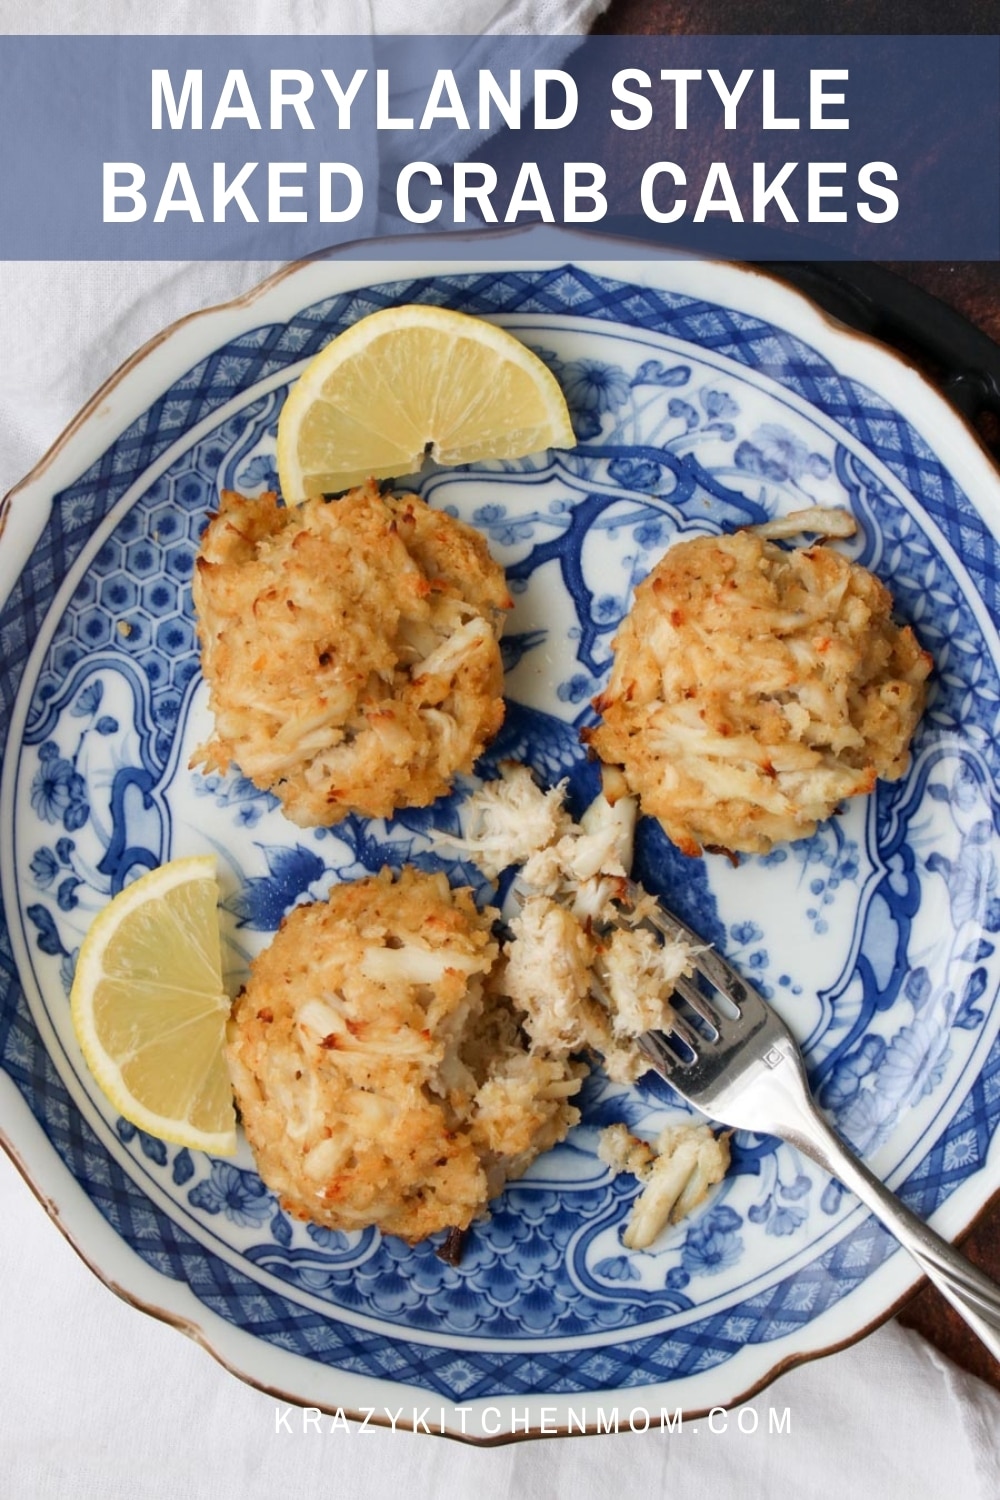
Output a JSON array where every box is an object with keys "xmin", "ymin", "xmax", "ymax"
[
  {"xmin": 192, "ymin": 482, "xmax": 511, "ymax": 826},
  {"xmin": 586, "ymin": 516, "xmax": 931, "ymax": 857},
  {"xmin": 226, "ymin": 867, "xmax": 583, "ymax": 1244}
]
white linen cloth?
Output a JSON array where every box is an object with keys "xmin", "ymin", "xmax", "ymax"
[{"xmin": 1, "ymin": 4, "xmax": 999, "ymax": 1497}]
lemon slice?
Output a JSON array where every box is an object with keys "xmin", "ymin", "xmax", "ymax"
[
  {"xmin": 276, "ymin": 303, "xmax": 575, "ymax": 500},
  {"xmin": 70, "ymin": 855, "xmax": 236, "ymax": 1155}
]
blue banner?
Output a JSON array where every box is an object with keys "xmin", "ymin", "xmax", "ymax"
[{"xmin": 0, "ymin": 34, "xmax": 996, "ymax": 259}]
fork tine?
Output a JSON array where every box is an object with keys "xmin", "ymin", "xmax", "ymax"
[
  {"xmin": 671, "ymin": 974, "xmax": 722, "ymax": 1034},
  {"xmin": 660, "ymin": 997, "xmax": 713, "ymax": 1054},
  {"xmin": 639, "ymin": 1027, "xmax": 687, "ymax": 1072}
]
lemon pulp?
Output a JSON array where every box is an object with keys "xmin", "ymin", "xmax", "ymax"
[
  {"xmin": 276, "ymin": 302, "xmax": 575, "ymax": 500},
  {"xmin": 70, "ymin": 855, "xmax": 236, "ymax": 1155}
]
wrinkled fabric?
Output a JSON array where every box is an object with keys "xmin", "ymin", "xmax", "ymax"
[
  {"xmin": 0, "ymin": 0, "xmax": 610, "ymax": 502},
  {"xmin": 2, "ymin": 1146, "xmax": 999, "ymax": 1499}
]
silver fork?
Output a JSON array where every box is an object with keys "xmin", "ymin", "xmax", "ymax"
[{"xmin": 628, "ymin": 891, "xmax": 1000, "ymax": 1362}]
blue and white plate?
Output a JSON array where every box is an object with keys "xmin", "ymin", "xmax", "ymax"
[{"xmin": 3, "ymin": 235, "xmax": 1000, "ymax": 1440}]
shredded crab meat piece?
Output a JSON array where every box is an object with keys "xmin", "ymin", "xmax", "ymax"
[
  {"xmin": 436, "ymin": 762, "xmax": 572, "ymax": 880},
  {"xmin": 520, "ymin": 791, "xmax": 637, "ymax": 892},
  {"xmin": 358, "ymin": 943, "xmax": 487, "ymax": 985},
  {"xmin": 596, "ymin": 926, "xmax": 693, "ymax": 1037},
  {"xmin": 503, "ymin": 894, "xmax": 606, "ymax": 1058},
  {"xmin": 752, "ymin": 505, "xmax": 857, "ymax": 541},
  {"xmin": 449, "ymin": 768, "xmax": 699, "ymax": 1087},
  {"xmin": 598, "ymin": 1122, "xmax": 731, "ymax": 1249}
]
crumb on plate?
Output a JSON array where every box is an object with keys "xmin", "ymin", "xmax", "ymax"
[{"xmin": 598, "ymin": 1121, "xmax": 731, "ymax": 1249}]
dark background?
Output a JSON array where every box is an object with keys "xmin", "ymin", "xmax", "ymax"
[{"xmin": 594, "ymin": 0, "xmax": 1000, "ymax": 1393}]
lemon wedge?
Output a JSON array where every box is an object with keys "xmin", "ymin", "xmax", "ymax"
[
  {"xmin": 70, "ymin": 855, "xmax": 236, "ymax": 1155},
  {"xmin": 276, "ymin": 303, "xmax": 575, "ymax": 500}
]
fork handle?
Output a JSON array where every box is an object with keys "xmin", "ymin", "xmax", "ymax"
[{"xmin": 785, "ymin": 1097, "xmax": 1000, "ymax": 1363}]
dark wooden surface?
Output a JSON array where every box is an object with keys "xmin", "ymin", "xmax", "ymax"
[
  {"xmin": 593, "ymin": 0, "xmax": 1000, "ymax": 35},
  {"xmin": 592, "ymin": 0, "xmax": 1000, "ymax": 1393}
]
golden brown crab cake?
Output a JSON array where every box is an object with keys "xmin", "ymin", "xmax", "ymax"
[
  {"xmin": 192, "ymin": 482, "xmax": 511, "ymax": 826},
  {"xmin": 226, "ymin": 867, "xmax": 582, "ymax": 1244},
  {"xmin": 586, "ymin": 523, "xmax": 931, "ymax": 857}
]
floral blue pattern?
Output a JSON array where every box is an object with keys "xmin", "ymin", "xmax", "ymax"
[
  {"xmin": 681, "ymin": 1205, "xmax": 744, "ymax": 1272},
  {"xmin": 189, "ymin": 1162, "xmax": 273, "ymax": 1227},
  {"xmin": 3, "ymin": 264, "xmax": 1000, "ymax": 1414},
  {"xmin": 30, "ymin": 743, "xmax": 88, "ymax": 829}
]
